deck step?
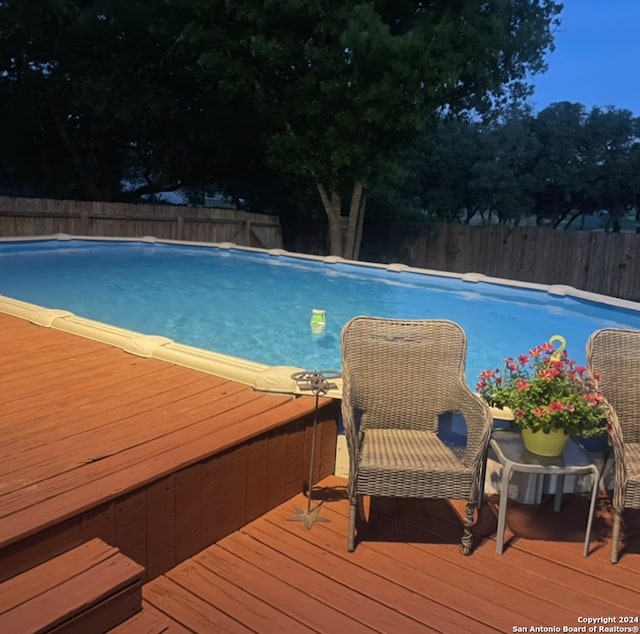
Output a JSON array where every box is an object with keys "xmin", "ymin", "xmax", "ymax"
[
  {"xmin": 0, "ymin": 538, "xmax": 145, "ymax": 633},
  {"xmin": 106, "ymin": 607, "xmax": 169, "ymax": 633},
  {"xmin": 107, "ymin": 602, "xmax": 191, "ymax": 633}
]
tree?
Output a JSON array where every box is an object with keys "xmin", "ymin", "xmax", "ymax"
[
  {"xmin": 528, "ymin": 102, "xmax": 640, "ymax": 230},
  {"xmin": 415, "ymin": 117, "xmax": 486, "ymax": 223},
  {"xmin": 585, "ymin": 107, "xmax": 640, "ymax": 232},
  {"xmin": 184, "ymin": 0, "xmax": 562, "ymax": 258},
  {"xmin": 529, "ymin": 102, "xmax": 596, "ymax": 227},
  {"xmin": 0, "ymin": 0, "xmax": 262, "ymax": 201},
  {"xmin": 471, "ymin": 104, "xmax": 541, "ymax": 225},
  {"xmin": 402, "ymin": 101, "xmax": 640, "ymax": 232},
  {"xmin": 1, "ymin": 1, "xmax": 177, "ymax": 198}
]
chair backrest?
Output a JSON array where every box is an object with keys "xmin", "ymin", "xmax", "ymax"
[
  {"xmin": 587, "ymin": 328, "xmax": 640, "ymax": 444},
  {"xmin": 341, "ymin": 316, "xmax": 469, "ymax": 433}
]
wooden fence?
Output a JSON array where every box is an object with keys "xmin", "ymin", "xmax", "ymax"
[
  {"xmin": 362, "ymin": 222, "xmax": 640, "ymax": 302},
  {"xmin": 0, "ymin": 196, "xmax": 283, "ymax": 249},
  {"xmin": 1, "ymin": 196, "xmax": 638, "ymax": 302}
]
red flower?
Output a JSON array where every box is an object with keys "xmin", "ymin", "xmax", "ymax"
[{"xmin": 477, "ymin": 338, "xmax": 606, "ymax": 439}]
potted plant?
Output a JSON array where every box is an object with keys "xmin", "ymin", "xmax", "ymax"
[{"xmin": 476, "ymin": 336, "xmax": 607, "ymax": 456}]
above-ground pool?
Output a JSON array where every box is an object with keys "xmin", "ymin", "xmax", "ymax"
[{"xmin": 2, "ymin": 236, "xmax": 640, "ymax": 393}]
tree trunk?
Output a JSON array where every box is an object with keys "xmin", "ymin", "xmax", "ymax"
[
  {"xmin": 316, "ymin": 184, "xmax": 343, "ymax": 255},
  {"xmin": 345, "ymin": 180, "xmax": 366, "ymax": 260},
  {"xmin": 316, "ymin": 180, "xmax": 367, "ymax": 259}
]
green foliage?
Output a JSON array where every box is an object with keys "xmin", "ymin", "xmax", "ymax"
[
  {"xmin": 415, "ymin": 102, "xmax": 640, "ymax": 231},
  {"xmin": 188, "ymin": 0, "xmax": 438, "ymax": 188},
  {"xmin": 416, "ymin": 117, "xmax": 487, "ymax": 223},
  {"xmin": 472, "ymin": 104, "xmax": 541, "ymax": 224},
  {"xmin": 0, "ymin": 0, "xmax": 272, "ymax": 201},
  {"xmin": 0, "ymin": 0, "xmax": 565, "ymax": 244},
  {"xmin": 0, "ymin": 0, "xmax": 192, "ymax": 198},
  {"xmin": 183, "ymin": 0, "xmax": 562, "ymax": 255},
  {"xmin": 584, "ymin": 107, "xmax": 640, "ymax": 230},
  {"xmin": 477, "ymin": 341, "xmax": 607, "ymax": 437}
]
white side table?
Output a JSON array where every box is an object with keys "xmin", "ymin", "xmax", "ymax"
[{"xmin": 490, "ymin": 429, "xmax": 600, "ymax": 556}]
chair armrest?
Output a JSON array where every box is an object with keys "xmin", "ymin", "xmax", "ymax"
[{"xmin": 453, "ymin": 385, "xmax": 493, "ymax": 469}]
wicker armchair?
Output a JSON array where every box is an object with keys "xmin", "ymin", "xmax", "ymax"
[
  {"xmin": 587, "ymin": 328, "xmax": 640, "ymax": 563},
  {"xmin": 340, "ymin": 317, "xmax": 493, "ymax": 553}
]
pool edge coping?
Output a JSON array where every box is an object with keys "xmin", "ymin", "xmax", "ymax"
[{"xmin": 0, "ymin": 291, "xmax": 315, "ymax": 391}]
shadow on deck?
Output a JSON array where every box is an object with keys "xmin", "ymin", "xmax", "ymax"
[{"xmin": 144, "ymin": 476, "xmax": 640, "ymax": 633}]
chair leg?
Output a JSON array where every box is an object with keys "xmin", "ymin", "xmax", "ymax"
[
  {"xmin": 347, "ymin": 498, "xmax": 357, "ymax": 552},
  {"xmin": 610, "ymin": 508, "xmax": 622, "ymax": 564},
  {"xmin": 478, "ymin": 456, "xmax": 488, "ymax": 511},
  {"xmin": 460, "ymin": 501, "xmax": 476, "ymax": 555}
]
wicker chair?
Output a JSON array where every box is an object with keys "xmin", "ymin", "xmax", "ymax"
[
  {"xmin": 587, "ymin": 328, "xmax": 640, "ymax": 563},
  {"xmin": 340, "ymin": 316, "xmax": 493, "ymax": 553}
]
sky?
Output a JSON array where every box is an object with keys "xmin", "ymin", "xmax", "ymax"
[{"xmin": 529, "ymin": 0, "xmax": 640, "ymax": 115}]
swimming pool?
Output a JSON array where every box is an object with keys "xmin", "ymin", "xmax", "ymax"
[{"xmin": 2, "ymin": 235, "xmax": 640, "ymax": 393}]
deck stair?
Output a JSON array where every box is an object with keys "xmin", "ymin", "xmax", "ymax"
[
  {"xmin": 106, "ymin": 602, "xmax": 188, "ymax": 634},
  {"xmin": 0, "ymin": 538, "xmax": 145, "ymax": 633}
]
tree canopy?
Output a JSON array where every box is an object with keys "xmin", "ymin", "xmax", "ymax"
[
  {"xmin": 413, "ymin": 102, "xmax": 640, "ymax": 231},
  {"xmin": 8, "ymin": 2, "xmax": 637, "ymax": 253},
  {"xmin": 181, "ymin": 0, "xmax": 562, "ymax": 256},
  {"xmin": 0, "ymin": 0, "xmax": 259, "ymax": 201}
]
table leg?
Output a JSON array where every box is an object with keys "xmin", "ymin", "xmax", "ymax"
[
  {"xmin": 553, "ymin": 475, "xmax": 565, "ymax": 512},
  {"xmin": 496, "ymin": 463, "xmax": 513, "ymax": 555},
  {"xmin": 583, "ymin": 465, "xmax": 600, "ymax": 557}
]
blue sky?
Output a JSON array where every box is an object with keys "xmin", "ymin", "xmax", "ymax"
[{"xmin": 529, "ymin": 0, "xmax": 640, "ymax": 115}]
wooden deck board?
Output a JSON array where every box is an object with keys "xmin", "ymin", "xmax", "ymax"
[
  {"xmin": 109, "ymin": 601, "xmax": 193, "ymax": 633},
  {"xmin": 244, "ymin": 518, "xmax": 478, "ymax": 632},
  {"xmin": 0, "ymin": 377, "xmax": 250, "ymax": 477},
  {"xmin": 144, "ymin": 576, "xmax": 255, "ymax": 633},
  {"xmin": 0, "ymin": 539, "xmax": 118, "ymax": 612},
  {"xmin": 264, "ymin": 502, "xmax": 518, "ymax": 632},
  {"xmin": 165, "ymin": 559, "xmax": 319, "ymax": 633},
  {"xmin": 0, "ymin": 538, "xmax": 144, "ymax": 633},
  {"xmin": 0, "ymin": 386, "xmax": 270, "ymax": 507},
  {"xmin": 145, "ymin": 475, "xmax": 640, "ymax": 633},
  {"xmin": 417, "ymin": 512, "xmax": 640, "ymax": 612},
  {"xmin": 0, "ymin": 312, "xmax": 334, "ymax": 567}
]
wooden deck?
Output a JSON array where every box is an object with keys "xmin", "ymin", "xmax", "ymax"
[
  {"xmin": 0, "ymin": 312, "xmax": 338, "ymax": 582},
  {"xmin": 2, "ymin": 309, "xmax": 640, "ymax": 632},
  {"xmin": 144, "ymin": 476, "xmax": 640, "ymax": 633}
]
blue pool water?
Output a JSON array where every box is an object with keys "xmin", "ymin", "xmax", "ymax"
[{"xmin": 2, "ymin": 239, "xmax": 640, "ymax": 386}]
